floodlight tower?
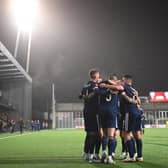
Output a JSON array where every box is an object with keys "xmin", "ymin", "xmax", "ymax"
[{"xmin": 13, "ymin": 0, "xmax": 38, "ymax": 73}]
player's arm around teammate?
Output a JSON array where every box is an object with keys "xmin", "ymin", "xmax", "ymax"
[{"xmin": 122, "ymin": 75, "xmax": 144, "ymax": 162}]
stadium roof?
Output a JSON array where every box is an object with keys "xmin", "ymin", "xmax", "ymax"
[{"xmin": 0, "ymin": 41, "xmax": 32, "ymax": 83}]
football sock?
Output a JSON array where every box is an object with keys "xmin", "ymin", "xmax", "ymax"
[
  {"xmin": 84, "ymin": 133, "xmax": 90, "ymax": 153},
  {"xmin": 126, "ymin": 139, "xmax": 134, "ymax": 158},
  {"xmin": 88, "ymin": 134, "xmax": 96, "ymax": 155},
  {"xmin": 136, "ymin": 139, "xmax": 143, "ymax": 158},
  {"xmin": 95, "ymin": 134, "xmax": 101, "ymax": 154},
  {"xmin": 131, "ymin": 137, "xmax": 136, "ymax": 155},
  {"xmin": 102, "ymin": 136, "xmax": 108, "ymax": 151},
  {"xmin": 108, "ymin": 136, "xmax": 115, "ymax": 156}
]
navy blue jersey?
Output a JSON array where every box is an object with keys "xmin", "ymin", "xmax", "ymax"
[
  {"xmin": 96, "ymin": 81, "xmax": 119, "ymax": 113},
  {"xmin": 123, "ymin": 83, "xmax": 137, "ymax": 98},
  {"xmin": 80, "ymin": 81, "xmax": 100, "ymax": 132},
  {"xmin": 123, "ymin": 83, "xmax": 141, "ymax": 117},
  {"xmin": 85, "ymin": 80, "xmax": 99, "ymax": 106},
  {"xmin": 96, "ymin": 81, "xmax": 119, "ymax": 128},
  {"xmin": 80, "ymin": 80, "xmax": 99, "ymax": 116}
]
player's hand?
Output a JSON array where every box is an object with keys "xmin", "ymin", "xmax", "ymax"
[
  {"xmin": 116, "ymin": 85, "xmax": 124, "ymax": 91},
  {"xmin": 121, "ymin": 91, "xmax": 126, "ymax": 95},
  {"xmin": 99, "ymin": 83, "xmax": 106, "ymax": 88}
]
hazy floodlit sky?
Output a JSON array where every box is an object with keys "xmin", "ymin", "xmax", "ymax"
[{"xmin": 0, "ymin": 0, "xmax": 168, "ymax": 111}]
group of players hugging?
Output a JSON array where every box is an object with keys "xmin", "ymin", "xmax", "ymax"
[{"xmin": 79, "ymin": 69, "xmax": 144, "ymax": 164}]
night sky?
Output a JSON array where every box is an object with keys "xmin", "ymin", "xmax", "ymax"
[{"xmin": 0, "ymin": 0, "xmax": 168, "ymax": 112}]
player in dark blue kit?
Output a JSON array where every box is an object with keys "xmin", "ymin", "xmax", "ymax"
[
  {"xmin": 79, "ymin": 69, "xmax": 101, "ymax": 163},
  {"xmin": 97, "ymin": 78, "xmax": 124, "ymax": 164},
  {"xmin": 122, "ymin": 75, "xmax": 144, "ymax": 162},
  {"xmin": 99, "ymin": 75, "xmax": 137, "ymax": 161},
  {"xmin": 104, "ymin": 74, "xmax": 123, "ymax": 159}
]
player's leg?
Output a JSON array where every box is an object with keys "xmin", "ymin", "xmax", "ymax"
[
  {"xmin": 111, "ymin": 115, "xmax": 120, "ymax": 159},
  {"xmin": 112, "ymin": 129, "xmax": 119, "ymax": 159},
  {"xmin": 83, "ymin": 114, "xmax": 90, "ymax": 160},
  {"xmin": 123, "ymin": 113, "xmax": 135, "ymax": 162},
  {"xmin": 107, "ymin": 127, "xmax": 116, "ymax": 164},
  {"xmin": 83, "ymin": 134, "xmax": 89, "ymax": 154},
  {"xmin": 94, "ymin": 115, "xmax": 101, "ymax": 161},
  {"xmin": 88, "ymin": 131, "xmax": 97, "ymax": 163},
  {"xmin": 101, "ymin": 128, "xmax": 108, "ymax": 163},
  {"xmin": 88, "ymin": 114, "xmax": 100, "ymax": 163},
  {"xmin": 83, "ymin": 131, "xmax": 90, "ymax": 160},
  {"xmin": 106, "ymin": 110, "xmax": 119, "ymax": 164},
  {"xmin": 123, "ymin": 132, "xmax": 135, "ymax": 161},
  {"xmin": 99, "ymin": 112, "xmax": 108, "ymax": 163},
  {"xmin": 94, "ymin": 133, "xmax": 101, "ymax": 162},
  {"xmin": 133, "ymin": 131, "xmax": 143, "ymax": 161},
  {"xmin": 119, "ymin": 130, "xmax": 127, "ymax": 159},
  {"xmin": 119, "ymin": 119, "xmax": 128, "ymax": 159},
  {"xmin": 132, "ymin": 116, "xmax": 143, "ymax": 161},
  {"xmin": 99, "ymin": 128, "xmax": 107, "ymax": 153},
  {"xmin": 130, "ymin": 132, "xmax": 137, "ymax": 158}
]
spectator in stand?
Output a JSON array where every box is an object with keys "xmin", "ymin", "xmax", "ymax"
[
  {"xmin": 34, "ymin": 120, "xmax": 37, "ymax": 130},
  {"xmin": 10, "ymin": 120, "xmax": 15, "ymax": 133},
  {"xmin": 31, "ymin": 120, "xmax": 34, "ymax": 131},
  {"xmin": 45, "ymin": 121, "xmax": 49, "ymax": 129},
  {"xmin": 42, "ymin": 121, "xmax": 45, "ymax": 129},
  {"xmin": 37, "ymin": 120, "xmax": 40, "ymax": 131},
  {"xmin": 19, "ymin": 118, "xmax": 24, "ymax": 134}
]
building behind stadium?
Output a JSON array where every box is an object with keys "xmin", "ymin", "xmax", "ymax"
[{"xmin": 44, "ymin": 93, "xmax": 168, "ymax": 129}]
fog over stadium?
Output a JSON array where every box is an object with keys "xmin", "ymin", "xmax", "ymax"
[{"xmin": 0, "ymin": 0, "xmax": 168, "ymax": 112}]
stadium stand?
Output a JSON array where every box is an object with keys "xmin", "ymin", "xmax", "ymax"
[{"xmin": 0, "ymin": 41, "xmax": 32, "ymax": 131}]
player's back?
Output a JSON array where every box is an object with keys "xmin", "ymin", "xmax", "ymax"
[
  {"xmin": 124, "ymin": 83, "xmax": 141, "ymax": 117},
  {"xmin": 97, "ymin": 81, "xmax": 119, "ymax": 113}
]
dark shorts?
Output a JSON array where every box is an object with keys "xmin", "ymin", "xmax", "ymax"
[
  {"xmin": 99, "ymin": 105, "xmax": 117, "ymax": 129},
  {"xmin": 84, "ymin": 108, "xmax": 99, "ymax": 132},
  {"xmin": 117, "ymin": 114, "xmax": 125, "ymax": 131},
  {"xmin": 124, "ymin": 112, "xmax": 142, "ymax": 132}
]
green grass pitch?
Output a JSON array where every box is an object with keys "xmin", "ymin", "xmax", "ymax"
[{"xmin": 0, "ymin": 128, "xmax": 168, "ymax": 168}]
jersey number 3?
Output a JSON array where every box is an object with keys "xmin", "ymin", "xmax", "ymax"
[{"xmin": 106, "ymin": 94, "xmax": 112, "ymax": 102}]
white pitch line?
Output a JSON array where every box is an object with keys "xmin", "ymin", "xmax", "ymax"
[{"xmin": 0, "ymin": 132, "xmax": 33, "ymax": 140}]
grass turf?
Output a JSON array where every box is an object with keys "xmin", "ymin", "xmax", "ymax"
[{"xmin": 0, "ymin": 128, "xmax": 168, "ymax": 168}]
